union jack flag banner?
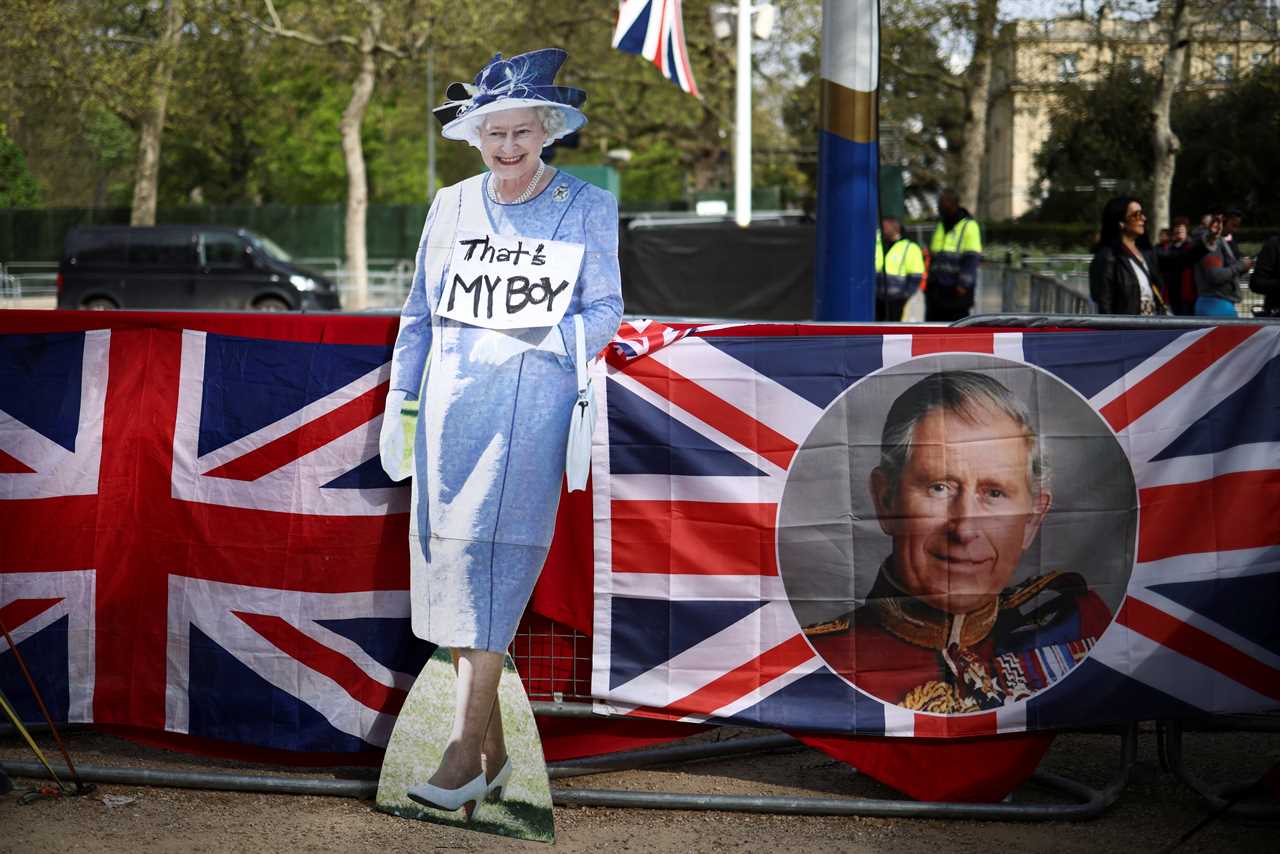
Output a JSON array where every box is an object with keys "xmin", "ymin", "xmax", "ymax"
[
  {"xmin": 612, "ymin": 0, "xmax": 701, "ymax": 98},
  {"xmin": 1, "ymin": 313, "xmax": 1278, "ymax": 758},
  {"xmin": 590, "ymin": 324, "xmax": 1280, "ymax": 737},
  {"xmin": 0, "ymin": 314, "xmax": 429, "ymax": 754}
]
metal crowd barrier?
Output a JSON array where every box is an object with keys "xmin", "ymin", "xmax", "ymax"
[
  {"xmin": 1161, "ymin": 717, "xmax": 1280, "ymax": 818},
  {"xmin": 295, "ymin": 256, "xmax": 414, "ymax": 309},
  {"xmin": 982, "ymin": 264, "xmax": 1094, "ymax": 316},
  {"xmin": 0, "ymin": 261, "xmax": 59, "ymax": 307},
  {"xmin": 506, "ymin": 617, "xmax": 1141, "ymax": 820},
  {"xmin": 978, "ymin": 259, "xmax": 1268, "ymax": 319},
  {"xmin": 956, "ymin": 312, "xmax": 1280, "ymax": 329},
  {"xmin": 1, "ymin": 613, "xmax": 1141, "ymax": 822},
  {"xmin": 0, "ymin": 722, "xmax": 1139, "ymax": 821}
]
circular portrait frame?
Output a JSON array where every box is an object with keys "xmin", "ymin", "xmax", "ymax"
[{"xmin": 775, "ymin": 352, "xmax": 1138, "ymax": 715}]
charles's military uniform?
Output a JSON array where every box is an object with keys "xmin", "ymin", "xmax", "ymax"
[{"xmin": 806, "ymin": 566, "xmax": 1112, "ymax": 713}]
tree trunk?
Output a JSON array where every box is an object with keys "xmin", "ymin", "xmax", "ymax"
[
  {"xmin": 1151, "ymin": 0, "xmax": 1190, "ymax": 238},
  {"xmin": 957, "ymin": 0, "xmax": 998, "ymax": 215},
  {"xmin": 340, "ymin": 18, "xmax": 379, "ymax": 311},
  {"xmin": 687, "ymin": 110, "xmax": 726, "ymax": 193},
  {"xmin": 130, "ymin": 0, "xmax": 184, "ymax": 226}
]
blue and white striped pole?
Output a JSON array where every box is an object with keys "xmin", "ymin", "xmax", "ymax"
[{"xmin": 814, "ymin": 0, "xmax": 878, "ymax": 321}]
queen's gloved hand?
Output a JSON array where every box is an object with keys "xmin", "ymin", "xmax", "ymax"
[
  {"xmin": 469, "ymin": 331, "xmax": 536, "ymax": 365},
  {"xmin": 379, "ymin": 389, "xmax": 412, "ymax": 481}
]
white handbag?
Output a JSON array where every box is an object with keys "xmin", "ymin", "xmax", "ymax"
[{"xmin": 565, "ymin": 314, "xmax": 596, "ymax": 492}]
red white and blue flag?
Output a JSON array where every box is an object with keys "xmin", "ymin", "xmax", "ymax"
[
  {"xmin": 0, "ymin": 317, "xmax": 429, "ymax": 755},
  {"xmin": 3, "ymin": 315, "xmax": 1278, "ymax": 755},
  {"xmin": 589, "ymin": 325, "xmax": 1280, "ymax": 737},
  {"xmin": 612, "ymin": 0, "xmax": 701, "ymax": 98}
]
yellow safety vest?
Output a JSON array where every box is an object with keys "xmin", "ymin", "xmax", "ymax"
[
  {"xmin": 876, "ymin": 235, "xmax": 925, "ymax": 300},
  {"xmin": 928, "ymin": 218, "xmax": 982, "ymax": 293}
]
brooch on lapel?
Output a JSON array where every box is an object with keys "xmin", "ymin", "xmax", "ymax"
[{"xmin": 553, "ymin": 184, "xmax": 569, "ymax": 202}]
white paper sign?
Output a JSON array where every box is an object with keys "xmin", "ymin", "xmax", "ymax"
[{"xmin": 438, "ymin": 229, "xmax": 585, "ymax": 330}]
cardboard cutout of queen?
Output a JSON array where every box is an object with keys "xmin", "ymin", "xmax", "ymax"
[{"xmin": 377, "ymin": 48, "xmax": 623, "ymax": 823}]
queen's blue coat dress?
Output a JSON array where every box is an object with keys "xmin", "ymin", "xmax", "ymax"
[{"xmin": 387, "ymin": 171, "xmax": 622, "ymax": 652}]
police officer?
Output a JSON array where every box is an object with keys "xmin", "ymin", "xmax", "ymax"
[
  {"xmin": 875, "ymin": 216, "xmax": 925, "ymax": 321},
  {"xmin": 805, "ymin": 371, "xmax": 1111, "ymax": 712},
  {"xmin": 927, "ymin": 189, "xmax": 983, "ymax": 322}
]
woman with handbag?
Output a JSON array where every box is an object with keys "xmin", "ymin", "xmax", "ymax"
[
  {"xmin": 378, "ymin": 48, "xmax": 622, "ymax": 819},
  {"xmin": 1089, "ymin": 196, "xmax": 1211, "ymax": 315}
]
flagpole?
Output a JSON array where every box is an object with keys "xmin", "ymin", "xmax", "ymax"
[
  {"xmin": 814, "ymin": 0, "xmax": 878, "ymax": 320},
  {"xmin": 735, "ymin": 0, "xmax": 752, "ymax": 228}
]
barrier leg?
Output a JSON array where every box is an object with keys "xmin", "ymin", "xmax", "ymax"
[
  {"xmin": 549, "ymin": 724, "xmax": 1137, "ymax": 821},
  {"xmin": 1162, "ymin": 718, "xmax": 1280, "ymax": 819}
]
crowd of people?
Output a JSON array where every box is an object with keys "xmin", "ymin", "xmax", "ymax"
[
  {"xmin": 1089, "ymin": 198, "xmax": 1279, "ymax": 318},
  {"xmin": 875, "ymin": 189, "xmax": 1280, "ymax": 320}
]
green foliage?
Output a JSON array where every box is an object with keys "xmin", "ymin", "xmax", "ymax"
[
  {"xmin": 618, "ymin": 140, "xmax": 688, "ymax": 206},
  {"xmin": 1030, "ymin": 64, "xmax": 1159, "ymax": 223},
  {"xmin": 1170, "ymin": 62, "xmax": 1280, "ymax": 224},
  {"xmin": 984, "ymin": 222, "xmax": 1102, "ymax": 252},
  {"xmin": 0, "ymin": 123, "xmax": 42, "ymax": 207},
  {"xmin": 1031, "ymin": 57, "xmax": 1280, "ymax": 227},
  {"xmin": 252, "ymin": 67, "xmax": 351, "ymax": 204},
  {"xmin": 0, "ymin": 0, "xmax": 842, "ymax": 216},
  {"xmin": 777, "ymin": 0, "xmax": 964, "ymax": 212},
  {"xmin": 84, "ymin": 110, "xmax": 137, "ymax": 208},
  {"xmin": 877, "ymin": 8, "xmax": 967, "ymax": 207}
]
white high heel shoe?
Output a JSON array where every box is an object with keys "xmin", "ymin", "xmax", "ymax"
[
  {"xmin": 485, "ymin": 757, "xmax": 513, "ymax": 802},
  {"xmin": 407, "ymin": 770, "xmax": 488, "ymax": 820}
]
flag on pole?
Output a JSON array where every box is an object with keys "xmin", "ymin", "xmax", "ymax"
[
  {"xmin": 612, "ymin": 0, "xmax": 701, "ymax": 97},
  {"xmin": 814, "ymin": 0, "xmax": 879, "ymax": 320}
]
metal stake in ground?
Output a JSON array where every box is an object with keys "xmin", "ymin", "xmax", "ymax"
[{"xmin": 0, "ymin": 615, "xmax": 92, "ymax": 795}]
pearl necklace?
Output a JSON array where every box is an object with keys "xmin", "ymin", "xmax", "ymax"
[{"xmin": 489, "ymin": 160, "xmax": 546, "ymax": 205}]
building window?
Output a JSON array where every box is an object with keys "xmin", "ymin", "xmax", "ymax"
[
  {"xmin": 1058, "ymin": 53, "xmax": 1079, "ymax": 81},
  {"xmin": 1127, "ymin": 55, "xmax": 1144, "ymax": 75},
  {"xmin": 1214, "ymin": 52, "xmax": 1233, "ymax": 81},
  {"xmin": 1252, "ymin": 52, "xmax": 1269, "ymax": 68}
]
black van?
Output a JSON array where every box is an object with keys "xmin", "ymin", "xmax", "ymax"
[{"xmin": 57, "ymin": 225, "xmax": 341, "ymax": 311}]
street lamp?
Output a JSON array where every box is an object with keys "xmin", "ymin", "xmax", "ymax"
[{"xmin": 710, "ymin": 3, "xmax": 776, "ymax": 227}]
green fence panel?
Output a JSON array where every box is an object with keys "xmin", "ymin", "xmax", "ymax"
[
  {"xmin": 560, "ymin": 165, "xmax": 621, "ymax": 198},
  {"xmin": 0, "ymin": 203, "xmax": 432, "ymax": 263},
  {"xmin": 879, "ymin": 166, "xmax": 906, "ymax": 222}
]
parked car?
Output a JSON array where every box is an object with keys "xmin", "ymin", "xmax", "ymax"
[{"xmin": 56, "ymin": 225, "xmax": 341, "ymax": 311}]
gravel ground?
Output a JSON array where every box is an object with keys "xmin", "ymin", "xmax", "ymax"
[{"xmin": 1, "ymin": 725, "xmax": 1276, "ymax": 853}]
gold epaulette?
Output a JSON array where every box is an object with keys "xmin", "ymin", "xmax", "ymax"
[
  {"xmin": 803, "ymin": 614, "xmax": 850, "ymax": 637},
  {"xmin": 901, "ymin": 680, "xmax": 981, "ymax": 714},
  {"xmin": 1001, "ymin": 570, "xmax": 1087, "ymax": 611}
]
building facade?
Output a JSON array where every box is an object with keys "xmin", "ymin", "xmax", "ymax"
[{"xmin": 984, "ymin": 9, "xmax": 1279, "ymax": 221}]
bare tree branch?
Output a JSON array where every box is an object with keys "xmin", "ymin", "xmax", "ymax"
[
  {"xmin": 241, "ymin": 0, "xmax": 359, "ymax": 49},
  {"xmin": 882, "ymin": 56, "xmax": 967, "ymax": 92},
  {"xmin": 242, "ymin": 1, "xmax": 422, "ymax": 58}
]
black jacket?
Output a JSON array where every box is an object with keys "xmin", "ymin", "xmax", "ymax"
[
  {"xmin": 1089, "ymin": 243, "xmax": 1168, "ymax": 315},
  {"xmin": 1251, "ymin": 235, "xmax": 1280, "ymax": 315},
  {"xmin": 1156, "ymin": 238, "xmax": 1211, "ymax": 300}
]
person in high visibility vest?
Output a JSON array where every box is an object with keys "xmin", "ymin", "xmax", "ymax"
[
  {"xmin": 927, "ymin": 188, "xmax": 983, "ymax": 322},
  {"xmin": 875, "ymin": 216, "xmax": 925, "ymax": 321}
]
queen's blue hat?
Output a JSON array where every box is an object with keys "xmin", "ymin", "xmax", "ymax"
[{"xmin": 434, "ymin": 48, "xmax": 587, "ymax": 146}]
